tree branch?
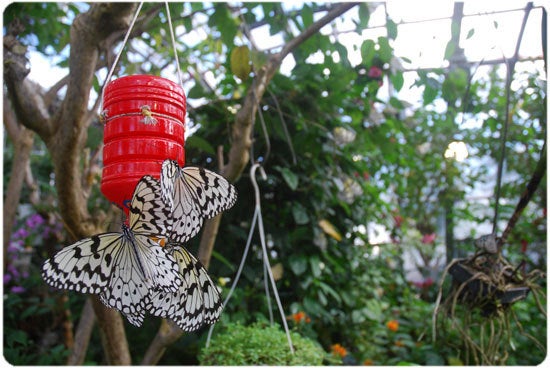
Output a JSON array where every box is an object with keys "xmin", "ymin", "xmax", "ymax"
[
  {"xmin": 67, "ymin": 298, "xmax": 96, "ymax": 365},
  {"xmin": 4, "ymin": 3, "xmax": 139, "ymax": 364},
  {"xmin": 91, "ymin": 296, "xmax": 132, "ymax": 365},
  {"xmin": 3, "ymin": 97, "xmax": 34, "ymax": 269},
  {"xmin": 3, "ymin": 30, "xmax": 53, "ymax": 140}
]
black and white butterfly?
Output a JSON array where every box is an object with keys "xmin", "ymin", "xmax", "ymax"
[
  {"xmin": 159, "ymin": 159, "xmax": 237, "ymax": 243},
  {"xmin": 124, "ymin": 160, "xmax": 235, "ymax": 330},
  {"xmin": 41, "ymin": 175, "xmax": 181, "ymax": 323}
]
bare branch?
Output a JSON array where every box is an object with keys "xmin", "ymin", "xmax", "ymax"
[
  {"xmin": 140, "ymin": 320, "xmax": 183, "ymax": 365},
  {"xmin": 90, "ymin": 296, "xmax": 131, "ymax": 365},
  {"xmin": 67, "ymin": 299, "xmax": 96, "ymax": 365},
  {"xmin": 3, "ymin": 98, "xmax": 34, "ymax": 268}
]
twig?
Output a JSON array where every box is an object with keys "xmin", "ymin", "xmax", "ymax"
[
  {"xmin": 67, "ymin": 298, "xmax": 96, "ymax": 365},
  {"xmin": 499, "ymin": 142, "xmax": 546, "ymax": 246},
  {"xmin": 492, "ymin": 2, "xmax": 534, "ymax": 233}
]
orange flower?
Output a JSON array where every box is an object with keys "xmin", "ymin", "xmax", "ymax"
[
  {"xmin": 290, "ymin": 311, "xmax": 306, "ymax": 323},
  {"xmin": 386, "ymin": 319, "xmax": 399, "ymax": 332},
  {"xmin": 363, "ymin": 358, "xmax": 374, "ymax": 365},
  {"xmin": 331, "ymin": 343, "xmax": 348, "ymax": 357}
]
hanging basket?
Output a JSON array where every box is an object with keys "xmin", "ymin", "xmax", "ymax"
[
  {"xmin": 101, "ymin": 74, "xmax": 186, "ymax": 211},
  {"xmin": 448, "ymin": 257, "xmax": 530, "ymax": 316}
]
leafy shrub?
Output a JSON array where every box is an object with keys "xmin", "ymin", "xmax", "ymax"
[{"xmin": 198, "ymin": 322, "xmax": 326, "ymax": 365}]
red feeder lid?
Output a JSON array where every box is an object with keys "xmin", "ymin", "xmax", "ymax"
[{"xmin": 101, "ymin": 75, "xmax": 186, "ymax": 213}]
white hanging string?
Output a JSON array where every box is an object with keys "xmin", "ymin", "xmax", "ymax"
[
  {"xmin": 99, "ymin": 2, "xmax": 185, "ymax": 113},
  {"xmin": 164, "ymin": 2, "xmax": 184, "ymax": 88},
  {"xmin": 99, "ymin": 2, "xmax": 144, "ymax": 113},
  {"xmin": 206, "ymin": 163, "xmax": 294, "ymax": 353}
]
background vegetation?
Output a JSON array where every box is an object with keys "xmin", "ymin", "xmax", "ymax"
[{"xmin": 3, "ymin": 2, "xmax": 546, "ymax": 365}]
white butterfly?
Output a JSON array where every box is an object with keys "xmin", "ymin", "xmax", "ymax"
[
  {"xmin": 124, "ymin": 160, "xmax": 236, "ymax": 329},
  {"xmin": 159, "ymin": 159, "xmax": 237, "ymax": 243},
  {"xmin": 41, "ymin": 175, "xmax": 181, "ymax": 324}
]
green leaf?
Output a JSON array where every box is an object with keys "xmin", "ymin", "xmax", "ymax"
[
  {"xmin": 390, "ymin": 72, "xmax": 404, "ymax": 91},
  {"xmin": 389, "ymin": 96, "xmax": 404, "ymax": 109},
  {"xmin": 357, "ymin": 3, "xmax": 370, "ymax": 29},
  {"xmin": 466, "ymin": 28, "xmax": 475, "ymax": 39},
  {"xmin": 187, "ymin": 82, "xmax": 207, "ymax": 99},
  {"xmin": 230, "ymin": 45, "xmax": 251, "ymax": 81},
  {"xmin": 292, "ymin": 203, "xmax": 309, "ymax": 224},
  {"xmin": 386, "ymin": 18, "xmax": 398, "ymax": 39},
  {"xmin": 318, "ymin": 281, "xmax": 341, "ymax": 303},
  {"xmin": 309, "ymin": 256, "xmax": 321, "ymax": 277},
  {"xmin": 185, "ymin": 135, "xmax": 216, "ymax": 155},
  {"xmin": 208, "ymin": 4, "xmax": 238, "ymax": 45},
  {"xmin": 289, "ymin": 256, "xmax": 308, "ymax": 275},
  {"xmin": 250, "ymin": 49, "xmax": 268, "ymax": 70},
  {"xmin": 444, "ymin": 40, "xmax": 456, "ymax": 61},
  {"xmin": 301, "ymin": 4, "xmax": 313, "ymax": 28},
  {"xmin": 422, "ymin": 78, "xmax": 439, "ymax": 105},
  {"xmin": 361, "ymin": 39, "xmax": 376, "ymax": 65},
  {"xmin": 7, "ymin": 330, "xmax": 28, "ymax": 346},
  {"xmin": 275, "ymin": 166, "xmax": 299, "ymax": 190},
  {"xmin": 378, "ymin": 36, "xmax": 392, "ymax": 63}
]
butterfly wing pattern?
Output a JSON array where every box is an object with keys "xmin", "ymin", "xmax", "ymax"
[
  {"xmin": 42, "ymin": 176, "xmax": 181, "ymax": 326},
  {"xmin": 160, "ymin": 159, "xmax": 237, "ymax": 243},
  {"xmin": 140, "ymin": 244, "xmax": 223, "ymax": 331},
  {"xmin": 42, "ymin": 160, "xmax": 236, "ymax": 330}
]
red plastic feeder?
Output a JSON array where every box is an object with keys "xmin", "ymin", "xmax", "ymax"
[{"xmin": 101, "ymin": 75, "xmax": 186, "ymax": 212}]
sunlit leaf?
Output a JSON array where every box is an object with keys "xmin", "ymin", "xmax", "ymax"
[
  {"xmin": 318, "ymin": 219, "xmax": 342, "ymax": 241},
  {"xmin": 230, "ymin": 45, "xmax": 251, "ymax": 81}
]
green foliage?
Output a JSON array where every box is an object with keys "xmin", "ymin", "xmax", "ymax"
[
  {"xmin": 198, "ymin": 322, "xmax": 326, "ymax": 365},
  {"xmin": 3, "ymin": 2, "xmax": 546, "ymax": 365}
]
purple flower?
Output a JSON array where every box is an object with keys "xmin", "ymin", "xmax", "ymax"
[
  {"xmin": 42, "ymin": 227, "xmax": 51, "ymax": 238},
  {"xmin": 3, "ymin": 273, "xmax": 12, "ymax": 285},
  {"xmin": 13, "ymin": 228, "xmax": 29, "ymax": 239},
  {"xmin": 7, "ymin": 264, "xmax": 19, "ymax": 278},
  {"xmin": 10, "ymin": 286, "xmax": 26, "ymax": 294},
  {"xmin": 25, "ymin": 214, "xmax": 45, "ymax": 229},
  {"xmin": 7, "ymin": 241, "xmax": 23, "ymax": 254}
]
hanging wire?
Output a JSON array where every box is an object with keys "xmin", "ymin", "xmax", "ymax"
[
  {"xmin": 205, "ymin": 207, "xmax": 258, "ymax": 347},
  {"xmin": 99, "ymin": 2, "xmax": 185, "ymax": 113},
  {"xmin": 205, "ymin": 163, "xmax": 294, "ymax": 353},
  {"xmin": 99, "ymin": 2, "xmax": 144, "ymax": 112},
  {"xmin": 164, "ymin": 2, "xmax": 184, "ymax": 88}
]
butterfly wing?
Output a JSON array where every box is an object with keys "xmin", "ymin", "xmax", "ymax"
[
  {"xmin": 160, "ymin": 160, "xmax": 237, "ymax": 243},
  {"xmin": 129, "ymin": 175, "xmax": 172, "ymax": 237},
  {"xmin": 181, "ymin": 166, "xmax": 237, "ymax": 218},
  {"xmin": 143, "ymin": 244, "xmax": 223, "ymax": 331},
  {"xmin": 42, "ymin": 233, "xmax": 122, "ymax": 294},
  {"xmin": 42, "ymin": 231, "xmax": 181, "ymax": 322}
]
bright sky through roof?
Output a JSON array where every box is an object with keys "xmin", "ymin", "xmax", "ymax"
[{"xmin": 26, "ymin": 2, "xmax": 545, "ymax": 103}]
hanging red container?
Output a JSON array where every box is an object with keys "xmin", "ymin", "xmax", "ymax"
[{"xmin": 101, "ymin": 75, "xmax": 186, "ymax": 212}]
